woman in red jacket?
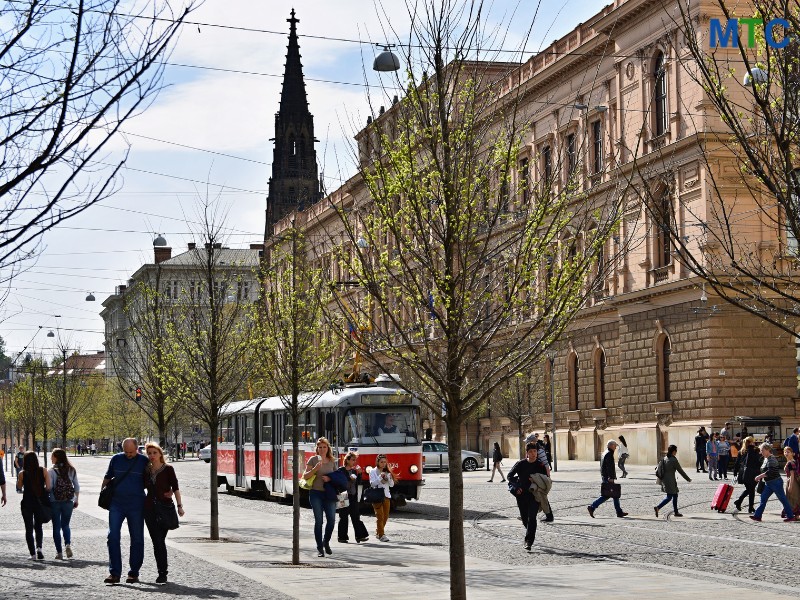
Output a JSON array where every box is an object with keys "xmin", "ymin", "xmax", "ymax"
[{"xmin": 143, "ymin": 443, "xmax": 184, "ymax": 585}]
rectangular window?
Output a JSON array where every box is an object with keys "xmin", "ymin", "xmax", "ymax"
[
  {"xmin": 566, "ymin": 133, "xmax": 576, "ymax": 180},
  {"xmin": 519, "ymin": 158, "xmax": 529, "ymax": 203},
  {"xmin": 542, "ymin": 145, "xmax": 552, "ymax": 186},
  {"xmin": 261, "ymin": 413, "xmax": 272, "ymax": 444},
  {"xmin": 592, "ymin": 121, "xmax": 603, "ymax": 174}
]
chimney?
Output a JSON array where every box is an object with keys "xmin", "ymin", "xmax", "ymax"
[
  {"xmin": 154, "ymin": 246, "xmax": 172, "ymax": 264},
  {"xmin": 188, "ymin": 242, "xmax": 196, "ymax": 250}
]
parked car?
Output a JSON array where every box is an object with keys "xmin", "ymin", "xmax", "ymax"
[
  {"xmin": 199, "ymin": 446, "xmax": 211, "ymax": 463},
  {"xmin": 422, "ymin": 442, "xmax": 485, "ymax": 472}
]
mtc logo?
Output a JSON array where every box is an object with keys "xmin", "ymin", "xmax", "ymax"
[{"xmin": 709, "ymin": 18, "xmax": 791, "ymax": 49}]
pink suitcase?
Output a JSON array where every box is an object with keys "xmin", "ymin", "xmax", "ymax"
[{"xmin": 711, "ymin": 483, "xmax": 734, "ymax": 512}]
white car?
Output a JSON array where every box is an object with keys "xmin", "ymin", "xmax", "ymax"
[
  {"xmin": 422, "ymin": 442, "xmax": 485, "ymax": 472},
  {"xmin": 199, "ymin": 446, "xmax": 211, "ymax": 463}
]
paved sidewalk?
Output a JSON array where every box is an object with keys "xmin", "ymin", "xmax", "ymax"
[{"xmin": 1, "ymin": 461, "xmax": 795, "ymax": 599}]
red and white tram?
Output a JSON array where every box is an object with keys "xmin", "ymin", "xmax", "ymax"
[{"xmin": 216, "ymin": 376, "xmax": 424, "ymax": 504}]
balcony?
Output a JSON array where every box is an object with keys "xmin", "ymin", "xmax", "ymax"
[{"xmin": 652, "ymin": 266, "xmax": 669, "ymax": 284}]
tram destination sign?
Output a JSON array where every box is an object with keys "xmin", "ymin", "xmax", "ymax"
[{"xmin": 361, "ymin": 393, "xmax": 411, "ymax": 405}]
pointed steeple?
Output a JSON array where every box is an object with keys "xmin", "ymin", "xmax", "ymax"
[{"xmin": 264, "ymin": 9, "xmax": 321, "ymax": 235}]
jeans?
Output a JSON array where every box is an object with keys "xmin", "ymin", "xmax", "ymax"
[
  {"xmin": 696, "ymin": 448, "xmax": 707, "ymax": 471},
  {"xmin": 754, "ymin": 478, "xmax": 795, "ymax": 520},
  {"xmin": 656, "ymin": 493, "xmax": 679, "ymax": 512},
  {"xmin": 107, "ymin": 502, "xmax": 145, "ymax": 577},
  {"xmin": 617, "ymin": 455, "xmax": 628, "ymax": 475},
  {"xmin": 21, "ymin": 503, "xmax": 44, "ymax": 555},
  {"xmin": 718, "ymin": 455, "xmax": 730, "ymax": 477},
  {"xmin": 372, "ymin": 498, "xmax": 391, "ymax": 537},
  {"xmin": 515, "ymin": 491, "xmax": 541, "ymax": 543},
  {"xmin": 144, "ymin": 510, "xmax": 169, "ymax": 577},
  {"xmin": 309, "ymin": 490, "xmax": 336, "ymax": 550},
  {"xmin": 51, "ymin": 499, "xmax": 74, "ymax": 553},
  {"xmin": 590, "ymin": 479, "xmax": 623, "ymax": 515},
  {"xmin": 707, "ymin": 455, "xmax": 718, "ymax": 478}
]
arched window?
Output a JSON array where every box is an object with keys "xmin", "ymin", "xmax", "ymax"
[
  {"xmin": 654, "ymin": 53, "xmax": 668, "ymax": 137},
  {"xmin": 656, "ymin": 334, "xmax": 671, "ymax": 403},
  {"xmin": 568, "ymin": 352, "xmax": 579, "ymax": 411},
  {"xmin": 594, "ymin": 348, "xmax": 606, "ymax": 409}
]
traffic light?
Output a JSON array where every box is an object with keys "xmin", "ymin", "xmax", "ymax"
[{"xmin": 135, "ymin": 387, "xmax": 142, "ymax": 402}]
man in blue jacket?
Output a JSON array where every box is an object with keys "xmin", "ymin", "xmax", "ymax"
[
  {"xmin": 784, "ymin": 428, "xmax": 800, "ymax": 456},
  {"xmin": 102, "ymin": 438, "xmax": 148, "ymax": 585}
]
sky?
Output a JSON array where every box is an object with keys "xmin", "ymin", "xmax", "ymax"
[{"xmin": 1, "ymin": 0, "xmax": 610, "ymax": 363}]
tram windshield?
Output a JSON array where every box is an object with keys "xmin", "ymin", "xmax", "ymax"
[{"xmin": 343, "ymin": 406, "xmax": 420, "ymax": 446}]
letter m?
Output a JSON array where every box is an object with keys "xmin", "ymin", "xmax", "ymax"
[{"xmin": 710, "ymin": 18, "xmax": 738, "ymax": 48}]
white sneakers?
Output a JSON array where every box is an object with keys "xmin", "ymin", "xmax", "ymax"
[{"xmin": 379, "ymin": 535, "xmax": 390, "ymax": 542}]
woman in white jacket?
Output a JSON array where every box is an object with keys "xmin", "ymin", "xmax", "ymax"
[{"xmin": 369, "ymin": 454, "xmax": 394, "ymax": 542}]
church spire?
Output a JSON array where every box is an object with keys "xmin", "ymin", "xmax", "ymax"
[{"xmin": 264, "ymin": 9, "xmax": 321, "ymax": 234}]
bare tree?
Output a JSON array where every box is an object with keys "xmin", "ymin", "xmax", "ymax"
[
  {"xmin": 165, "ymin": 202, "xmax": 259, "ymax": 540},
  {"xmin": 493, "ymin": 368, "xmax": 546, "ymax": 460},
  {"xmin": 642, "ymin": 0, "xmax": 800, "ymax": 336},
  {"xmin": 109, "ymin": 265, "xmax": 185, "ymax": 446},
  {"xmin": 256, "ymin": 225, "xmax": 344, "ymax": 565},
  {"xmin": 326, "ymin": 2, "xmax": 627, "ymax": 597},
  {"xmin": 50, "ymin": 343, "xmax": 101, "ymax": 448},
  {"xmin": 0, "ymin": 0, "xmax": 197, "ymax": 280}
]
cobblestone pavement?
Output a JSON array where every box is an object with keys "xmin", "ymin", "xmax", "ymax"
[{"xmin": 2, "ymin": 455, "xmax": 798, "ymax": 598}]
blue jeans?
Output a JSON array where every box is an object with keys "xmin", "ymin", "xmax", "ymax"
[
  {"xmin": 591, "ymin": 479, "xmax": 623, "ymax": 515},
  {"xmin": 107, "ymin": 502, "xmax": 145, "ymax": 577},
  {"xmin": 656, "ymin": 493, "xmax": 679, "ymax": 512},
  {"xmin": 51, "ymin": 499, "xmax": 74, "ymax": 553},
  {"xmin": 754, "ymin": 478, "xmax": 795, "ymax": 520},
  {"xmin": 309, "ymin": 490, "xmax": 336, "ymax": 550}
]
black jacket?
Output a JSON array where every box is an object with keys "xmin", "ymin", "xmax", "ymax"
[
  {"xmin": 736, "ymin": 447, "xmax": 762, "ymax": 485},
  {"xmin": 492, "ymin": 447, "xmax": 503, "ymax": 463},
  {"xmin": 600, "ymin": 449, "xmax": 617, "ymax": 480},
  {"xmin": 507, "ymin": 459, "xmax": 546, "ymax": 495}
]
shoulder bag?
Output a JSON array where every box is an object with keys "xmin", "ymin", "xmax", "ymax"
[
  {"xmin": 98, "ymin": 456, "xmax": 138, "ymax": 510},
  {"xmin": 299, "ymin": 473, "xmax": 316, "ymax": 491},
  {"xmin": 35, "ymin": 468, "xmax": 52, "ymax": 523},
  {"xmin": 154, "ymin": 500, "xmax": 180, "ymax": 530},
  {"xmin": 364, "ymin": 486, "xmax": 385, "ymax": 504}
]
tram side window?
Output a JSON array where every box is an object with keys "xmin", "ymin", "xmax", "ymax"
[
  {"xmin": 245, "ymin": 415, "xmax": 254, "ymax": 444},
  {"xmin": 261, "ymin": 413, "xmax": 272, "ymax": 444},
  {"xmin": 284, "ymin": 411, "xmax": 317, "ymax": 442},
  {"xmin": 219, "ymin": 417, "xmax": 235, "ymax": 443}
]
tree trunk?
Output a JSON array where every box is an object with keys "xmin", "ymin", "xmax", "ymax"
[
  {"xmin": 61, "ymin": 412, "xmax": 68, "ymax": 449},
  {"xmin": 209, "ymin": 417, "xmax": 219, "ymax": 540},
  {"xmin": 446, "ymin": 418, "xmax": 466, "ymax": 600},
  {"xmin": 292, "ymin": 431, "xmax": 300, "ymax": 565}
]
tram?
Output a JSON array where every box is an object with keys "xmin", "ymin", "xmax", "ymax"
[{"xmin": 216, "ymin": 375, "xmax": 424, "ymax": 504}]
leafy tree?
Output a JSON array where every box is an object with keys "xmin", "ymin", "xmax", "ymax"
[
  {"xmin": 649, "ymin": 0, "xmax": 800, "ymax": 336},
  {"xmin": 329, "ymin": 3, "xmax": 627, "ymax": 597},
  {"xmin": 493, "ymin": 368, "xmax": 546, "ymax": 460},
  {"xmin": 50, "ymin": 344, "xmax": 102, "ymax": 448},
  {"xmin": 256, "ymin": 226, "xmax": 344, "ymax": 564},
  {"xmin": 0, "ymin": 0, "xmax": 197, "ymax": 279}
]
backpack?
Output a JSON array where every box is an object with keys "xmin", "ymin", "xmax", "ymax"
[
  {"xmin": 654, "ymin": 457, "xmax": 666, "ymax": 485},
  {"xmin": 53, "ymin": 470, "xmax": 75, "ymax": 501}
]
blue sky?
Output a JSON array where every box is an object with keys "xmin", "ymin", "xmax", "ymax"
[{"xmin": 1, "ymin": 0, "xmax": 610, "ymax": 361}]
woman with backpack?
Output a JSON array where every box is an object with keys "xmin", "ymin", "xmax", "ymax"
[
  {"xmin": 48, "ymin": 448, "xmax": 79, "ymax": 559},
  {"xmin": 653, "ymin": 445, "xmax": 691, "ymax": 517},
  {"xmin": 733, "ymin": 436, "xmax": 760, "ymax": 513},
  {"xmin": 17, "ymin": 451, "xmax": 51, "ymax": 559}
]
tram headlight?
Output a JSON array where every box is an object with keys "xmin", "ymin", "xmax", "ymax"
[{"xmin": 409, "ymin": 465, "xmax": 419, "ymax": 474}]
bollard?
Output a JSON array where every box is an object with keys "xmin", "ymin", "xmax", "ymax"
[
  {"xmin": 439, "ymin": 453, "xmax": 445, "ymax": 472},
  {"xmin": 486, "ymin": 452, "xmax": 490, "ymax": 471}
]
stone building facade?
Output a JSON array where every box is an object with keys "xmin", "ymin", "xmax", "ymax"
[{"xmin": 265, "ymin": 0, "xmax": 800, "ymax": 466}]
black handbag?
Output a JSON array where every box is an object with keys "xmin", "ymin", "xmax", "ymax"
[
  {"xmin": 36, "ymin": 495, "xmax": 52, "ymax": 524},
  {"xmin": 601, "ymin": 481, "xmax": 622, "ymax": 499},
  {"xmin": 154, "ymin": 501, "xmax": 180, "ymax": 531},
  {"xmin": 756, "ymin": 480, "xmax": 765, "ymax": 493},
  {"xmin": 364, "ymin": 486, "xmax": 385, "ymax": 504}
]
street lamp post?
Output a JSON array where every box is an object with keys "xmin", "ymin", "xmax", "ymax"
[{"xmin": 549, "ymin": 353, "xmax": 557, "ymax": 473}]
